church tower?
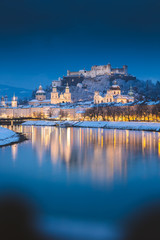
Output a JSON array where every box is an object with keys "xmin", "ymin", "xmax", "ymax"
[
  {"xmin": 128, "ymin": 86, "xmax": 134, "ymax": 96},
  {"xmin": 1, "ymin": 96, "xmax": 5, "ymax": 106},
  {"xmin": 51, "ymin": 84, "xmax": 59, "ymax": 104},
  {"xmin": 12, "ymin": 94, "xmax": 18, "ymax": 108},
  {"xmin": 64, "ymin": 83, "xmax": 71, "ymax": 102}
]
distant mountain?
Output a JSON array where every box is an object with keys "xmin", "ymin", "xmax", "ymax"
[{"xmin": 0, "ymin": 84, "xmax": 32, "ymax": 100}]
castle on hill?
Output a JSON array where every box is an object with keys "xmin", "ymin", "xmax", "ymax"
[
  {"xmin": 94, "ymin": 81, "xmax": 134, "ymax": 104},
  {"xmin": 67, "ymin": 63, "xmax": 128, "ymax": 78}
]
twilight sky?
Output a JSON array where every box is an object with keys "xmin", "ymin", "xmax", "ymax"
[{"xmin": 0, "ymin": 0, "xmax": 160, "ymax": 89}]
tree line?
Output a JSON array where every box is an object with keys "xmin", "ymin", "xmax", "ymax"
[{"xmin": 83, "ymin": 104, "xmax": 160, "ymax": 122}]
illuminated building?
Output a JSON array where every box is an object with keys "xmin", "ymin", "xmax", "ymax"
[
  {"xmin": 51, "ymin": 83, "xmax": 72, "ymax": 104},
  {"xmin": 11, "ymin": 94, "xmax": 18, "ymax": 108},
  {"xmin": 94, "ymin": 81, "xmax": 134, "ymax": 104},
  {"xmin": 29, "ymin": 85, "xmax": 51, "ymax": 106}
]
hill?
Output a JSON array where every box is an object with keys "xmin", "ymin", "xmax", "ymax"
[{"xmin": 0, "ymin": 84, "xmax": 32, "ymax": 100}]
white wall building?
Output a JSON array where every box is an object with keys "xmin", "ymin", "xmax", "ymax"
[{"xmin": 94, "ymin": 81, "xmax": 134, "ymax": 104}]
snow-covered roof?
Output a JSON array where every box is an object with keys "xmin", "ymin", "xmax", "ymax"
[
  {"xmin": 36, "ymin": 89, "xmax": 46, "ymax": 94},
  {"xmin": 36, "ymin": 85, "xmax": 46, "ymax": 94},
  {"xmin": 29, "ymin": 99, "xmax": 50, "ymax": 103},
  {"xmin": 110, "ymin": 85, "xmax": 121, "ymax": 90}
]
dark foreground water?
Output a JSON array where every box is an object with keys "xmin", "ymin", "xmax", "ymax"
[{"xmin": 1, "ymin": 126, "xmax": 160, "ymax": 238}]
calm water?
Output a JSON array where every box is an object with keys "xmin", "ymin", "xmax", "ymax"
[{"xmin": 1, "ymin": 126, "xmax": 160, "ymax": 225}]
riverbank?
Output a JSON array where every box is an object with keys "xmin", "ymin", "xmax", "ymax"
[
  {"xmin": 22, "ymin": 120, "xmax": 160, "ymax": 132},
  {"xmin": 0, "ymin": 126, "xmax": 26, "ymax": 147}
]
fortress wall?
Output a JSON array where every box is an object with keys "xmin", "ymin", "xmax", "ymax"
[
  {"xmin": 67, "ymin": 64, "xmax": 128, "ymax": 78},
  {"xmin": 67, "ymin": 71, "xmax": 81, "ymax": 76}
]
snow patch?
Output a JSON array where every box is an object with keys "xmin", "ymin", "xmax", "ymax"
[
  {"xmin": 0, "ymin": 127, "xmax": 20, "ymax": 146},
  {"xmin": 22, "ymin": 121, "xmax": 160, "ymax": 132}
]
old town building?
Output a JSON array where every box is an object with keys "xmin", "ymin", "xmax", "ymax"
[{"xmin": 94, "ymin": 81, "xmax": 134, "ymax": 104}]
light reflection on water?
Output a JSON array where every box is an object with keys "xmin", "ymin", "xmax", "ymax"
[
  {"xmin": 1, "ymin": 125, "xmax": 160, "ymax": 224},
  {"xmin": 3, "ymin": 125, "xmax": 160, "ymax": 185}
]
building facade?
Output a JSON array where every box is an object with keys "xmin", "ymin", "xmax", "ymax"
[
  {"xmin": 29, "ymin": 85, "xmax": 51, "ymax": 106},
  {"xmin": 51, "ymin": 83, "xmax": 72, "ymax": 104},
  {"xmin": 94, "ymin": 81, "xmax": 134, "ymax": 104},
  {"xmin": 0, "ymin": 95, "xmax": 17, "ymax": 108}
]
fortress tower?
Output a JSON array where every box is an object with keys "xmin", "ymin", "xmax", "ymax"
[
  {"xmin": 106, "ymin": 63, "xmax": 111, "ymax": 74},
  {"xmin": 123, "ymin": 65, "xmax": 128, "ymax": 75}
]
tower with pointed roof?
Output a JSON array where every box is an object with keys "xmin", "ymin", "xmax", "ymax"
[
  {"xmin": 63, "ymin": 83, "xmax": 71, "ymax": 102},
  {"xmin": 1, "ymin": 96, "xmax": 5, "ymax": 106},
  {"xmin": 51, "ymin": 83, "xmax": 72, "ymax": 104},
  {"xmin": 128, "ymin": 86, "xmax": 134, "ymax": 96},
  {"xmin": 51, "ymin": 84, "xmax": 59, "ymax": 104},
  {"xmin": 12, "ymin": 94, "xmax": 18, "ymax": 108}
]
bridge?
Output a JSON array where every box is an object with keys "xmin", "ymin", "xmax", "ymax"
[{"xmin": 0, "ymin": 117, "xmax": 41, "ymax": 126}]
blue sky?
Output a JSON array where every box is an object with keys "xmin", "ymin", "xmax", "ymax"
[{"xmin": 0, "ymin": 0, "xmax": 160, "ymax": 89}]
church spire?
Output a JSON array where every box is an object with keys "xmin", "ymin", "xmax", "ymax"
[
  {"xmin": 52, "ymin": 83, "xmax": 57, "ymax": 93},
  {"xmin": 65, "ymin": 82, "xmax": 70, "ymax": 93},
  {"xmin": 128, "ymin": 85, "xmax": 134, "ymax": 96}
]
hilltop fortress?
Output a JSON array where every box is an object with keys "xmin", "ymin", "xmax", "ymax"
[
  {"xmin": 61, "ymin": 62, "xmax": 134, "ymax": 87},
  {"xmin": 67, "ymin": 63, "xmax": 128, "ymax": 78}
]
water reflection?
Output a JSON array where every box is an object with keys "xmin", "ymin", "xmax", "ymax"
[
  {"xmin": 11, "ymin": 144, "xmax": 18, "ymax": 161},
  {"xmin": 3, "ymin": 125, "xmax": 160, "ymax": 184}
]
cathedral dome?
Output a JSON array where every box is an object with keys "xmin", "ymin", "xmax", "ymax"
[
  {"xmin": 110, "ymin": 80, "xmax": 120, "ymax": 90},
  {"xmin": 36, "ymin": 85, "xmax": 46, "ymax": 95}
]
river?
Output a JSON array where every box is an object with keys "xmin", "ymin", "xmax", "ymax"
[{"xmin": 1, "ymin": 126, "xmax": 160, "ymax": 238}]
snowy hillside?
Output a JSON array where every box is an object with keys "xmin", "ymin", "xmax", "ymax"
[{"xmin": 41, "ymin": 74, "xmax": 160, "ymax": 103}]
